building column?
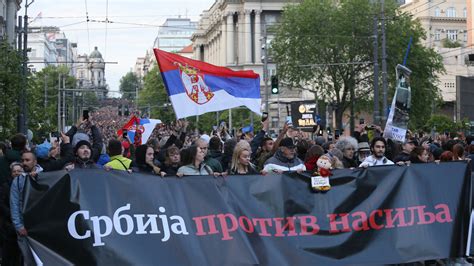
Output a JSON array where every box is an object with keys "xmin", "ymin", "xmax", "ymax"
[
  {"xmin": 210, "ymin": 39, "xmax": 213, "ymax": 63},
  {"xmin": 238, "ymin": 12, "xmax": 245, "ymax": 64},
  {"xmin": 226, "ymin": 12, "xmax": 235, "ymax": 65},
  {"xmin": 221, "ymin": 19, "xmax": 226, "ymax": 66},
  {"xmin": 244, "ymin": 10, "xmax": 252, "ymax": 64},
  {"xmin": 6, "ymin": 0, "xmax": 18, "ymax": 46},
  {"xmin": 254, "ymin": 10, "xmax": 262, "ymax": 64}
]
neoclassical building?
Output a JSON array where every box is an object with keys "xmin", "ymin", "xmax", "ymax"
[
  {"xmin": 76, "ymin": 46, "xmax": 108, "ymax": 98},
  {"xmin": 191, "ymin": 0, "xmax": 315, "ymax": 131},
  {"xmin": 401, "ymin": 0, "xmax": 474, "ymax": 114}
]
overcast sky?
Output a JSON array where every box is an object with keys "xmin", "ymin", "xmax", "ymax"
[{"xmin": 20, "ymin": 0, "xmax": 215, "ymax": 97}]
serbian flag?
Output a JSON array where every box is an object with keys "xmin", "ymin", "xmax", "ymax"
[
  {"xmin": 117, "ymin": 116, "xmax": 162, "ymax": 145},
  {"xmin": 153, "ymin": 49, "xmax": 262, "ymax": 119}
]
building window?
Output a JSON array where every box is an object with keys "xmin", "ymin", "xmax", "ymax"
[
  {"xmin": 446, "ymin": 30, "xmax": 458, "ymax": 41},
  {"xmin": 463, "ymin": 8, "xmax": 467, "ymax": 18},
  {"xmin": 446, "ymin": 7, "xmax": 456, "ymax": 17},
  {"xmin": 434, "ymin": 7, "xmax": 440, "ymax": 17},
  {"xmin": 434, "ymin": 30, "xmax": 441, "ymax": 41}
]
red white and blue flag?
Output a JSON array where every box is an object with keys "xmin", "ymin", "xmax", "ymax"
[
  {"xmin": 117, "ymin": 116, "xmax": 162, "ymax": 145},
  {"xmin": 153, "ymin": 49, "xmax": 262, "ymax": 119}
]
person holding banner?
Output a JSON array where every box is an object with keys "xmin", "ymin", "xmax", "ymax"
[
  {"xmin": 229, "ymin": 145, "xmax": 259, "ymax": 175},
  {"xmin": 177, "ymin": 145, "xmax": 214, "ymax": 176},
  {"xmin": 262, "ymin": 138, "xmax": 306, "ymax": 174},
  {"xmin": 105, "ymin": 140, "xmax": 134, "ymax": 171},
  {"xmin": 160, "ymin": 146, "xmax": 182, "ymax": 177},
  {"xmin": 359, "ymin": 137, "xmax": 394, "ymax": 167},
  {"xmin": 133, "ymin": 145, "xmax": 161, "ymax": 175},
  {"xmin": 10, "ymin": 151, "xmax": 42, "ymax": 266}
]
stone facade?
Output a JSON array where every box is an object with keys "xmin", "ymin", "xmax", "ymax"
[
  {"xmin": 76, "ymin": 46, "xmax": 107, "ymax": 98},
  {"xmin": 0, "ymin": 0, "xmax": 21, "ymax": 46},
  {"xmin": 191, "ymin": 0, "xmax": 313, "ymax": 132},
  {"xmin": 401, "ymin": 0, "xmax": 474, "ymax": 105}
]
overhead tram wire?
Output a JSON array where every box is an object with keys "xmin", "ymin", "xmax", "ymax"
[
  {"xmin": 84, "ymin": 0, "xmax": 91, "ymax": 53},
  {"xmin": 104, "ymin": 0, "xmax": 110, "ymax": 61}
]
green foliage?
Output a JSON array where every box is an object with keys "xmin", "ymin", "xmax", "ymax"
[
  {"xmin": 28, "ymin": 65, "xmax": 76, "ymax": 136},
  {"xmin": 119, "ymin": 72, "xmax": 140, "ymax": 100},
  {"xmin": 271, "ymin": 0, "xmax": 445, "ymax": 129},
  {"xmin": 138, "ymin": 65, "xmax": 175, "ymax": 123},
  {"xmin": 424, "ymin": 115, "xmax": 468, "ymax": 134},
  {"xmin": 0, "ymin": 40, "xmax": 22, "ymax": 140},
  {"xmin": 139, "ymin": 65, "xmax": 257, "ymax": 132},
  {"xmin": 441, "ymin": 38, "xmax": 461, "ymax": 48}
]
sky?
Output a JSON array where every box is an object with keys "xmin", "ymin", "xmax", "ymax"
[{"xmin": 20, "ymin": 0, "xmax": 215, "ymax": 97}]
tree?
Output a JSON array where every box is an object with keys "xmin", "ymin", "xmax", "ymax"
[
  {"xmin": 0, "ymin": 40, "xmax": 22, "ymax": 140},
  {"xmin": 271, "ymin": 0, "xmax": 444, "ymax": 130},
  {"xmin": 28, "ymin": 65, "xmax": 76, "ymax": 136},
  {"xmin": 138, "ymin": 65, "xmax": 176, "ymax": 123},
  {"xmin": 119, "ymin": 72, "xmax": 140, "ymax": 100},
  {"xmin": 424, "ymin": 115, "xmax": 469, "ymax": 134}
]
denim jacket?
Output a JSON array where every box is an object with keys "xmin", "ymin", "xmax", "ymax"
[{"xmin": 10, "ymin": 165, "xmax": 43, "ymax": 231}]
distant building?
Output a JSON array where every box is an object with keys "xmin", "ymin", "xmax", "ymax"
[
  {"xmin": 134, "ymin": 18, "xmax": 197, "ymax": 83},
  {"xmin": 401, "ymin": 0, "xmax": 474, "ymax": 120},
  {"xmin": 191, "ymin": 0, "xmax": 311, "ymax": 132},
  {"xmin": 468, "ymin": 0, "xmax": 473, "ymax": 47},
  {"xmin": 153, "ymin": 18, "xmax": 197, "ymax": 52},
  {"xmin": 0, "ymin": 0, "xmax": 21, "ymax": 46},
  {"xmin": 75, "ymin": 46, "xmax": 108, "ymax": 98},
  {"xmin": 177, "ymin": 44, "xmax": 193, "ymax": 58},
  {"xmin": 27, "ymin": 26, "xmax": 77, "ymax": 76}
]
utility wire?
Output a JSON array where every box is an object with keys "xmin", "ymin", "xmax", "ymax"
[
  {"xmin": 104, "ymin": 0, "xmax": 109, "ymax": 61},
  {"xmin": 84, "ymin": 0, "xmax": 91, "ymax": 53}
]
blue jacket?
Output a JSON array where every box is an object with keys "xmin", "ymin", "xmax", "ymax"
[{"xmin": 10, "ymin": 165, "xmax": 43, "ymax": 231}]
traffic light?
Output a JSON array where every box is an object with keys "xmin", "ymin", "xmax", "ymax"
[
  {"xmin": 124, "ymin": 105, "xmax": 130, "ymax": 116},
  {"xmin": 118, "ymin": 105, "xmax": 122, "ymax": 116},
  {"xmin": 271, "ymin": 75, "xmax": 279, "ymax": 94}
]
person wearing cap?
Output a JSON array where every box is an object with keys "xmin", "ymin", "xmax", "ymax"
[
  {"xmin": 359, "ymin": 137, "xmax": 394, "ymax": 167},
  {"xmin": 262, "ymin": 137, "xmax": 306, "ymax": 174},
  {"xmin": 357, "ymin": 142, "xmax": 371, "ymax": 162},
  {"xmin": 393, "ymin": 138, "xmax": 416, "ymax": 164},
  {"xmin": 36, "ymin": 133, "xmax": 74, "ymax": 172},
  {"xmin": 66, "ymin": 117, "xmax": 104, "ymax": 163},
  {"xmin": 66, "ymin": 139, "xmax": 99, "ymax": 169}
]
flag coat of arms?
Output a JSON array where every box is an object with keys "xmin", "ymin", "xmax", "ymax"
[
  {"xmin": 117, "ymin": 116, "xmax": 162, "ymax": 145},
  {"xmin": 153, "ymin": 49, "xmax": 262, "ymax": 119}
]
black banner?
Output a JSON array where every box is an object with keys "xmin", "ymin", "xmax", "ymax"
[{"xmin": 23, "ymin": 162, "xmax": 471, "ymax": 265}]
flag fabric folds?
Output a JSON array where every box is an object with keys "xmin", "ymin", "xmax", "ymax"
[
  {"xmin": 117, "ymin": 116, "xmax": 162, "ymax": 145},
  {"xmin": 153, "ymin": 49, "xmax": 262, "ymax": 119}
]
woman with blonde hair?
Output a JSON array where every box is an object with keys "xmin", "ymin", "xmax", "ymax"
[{"xmin": 229, "ymin": 145, "xmax": 258, "ymax": 175}]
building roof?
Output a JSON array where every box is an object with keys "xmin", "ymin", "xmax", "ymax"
[
  {"xmin": 180, "ymin": 44, "xmax": 193, "ymax": 53},
  {"xmin": 90, "ymin": 46, "xmax": 103, "ymax": 59}
]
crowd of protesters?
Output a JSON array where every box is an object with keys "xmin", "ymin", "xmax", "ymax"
[{"xmin": 0, "ymin": 108, "xmax": 473, "ymax": 265}]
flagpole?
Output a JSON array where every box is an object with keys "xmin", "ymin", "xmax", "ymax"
[{"xmin": 229, "ymin": 108, "xmax": 232, "ymax": 135}]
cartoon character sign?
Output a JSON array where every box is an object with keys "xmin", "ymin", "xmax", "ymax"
[{"xmin": 176, "ymin": 63, "xmax": 214, "ymax": 105}]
